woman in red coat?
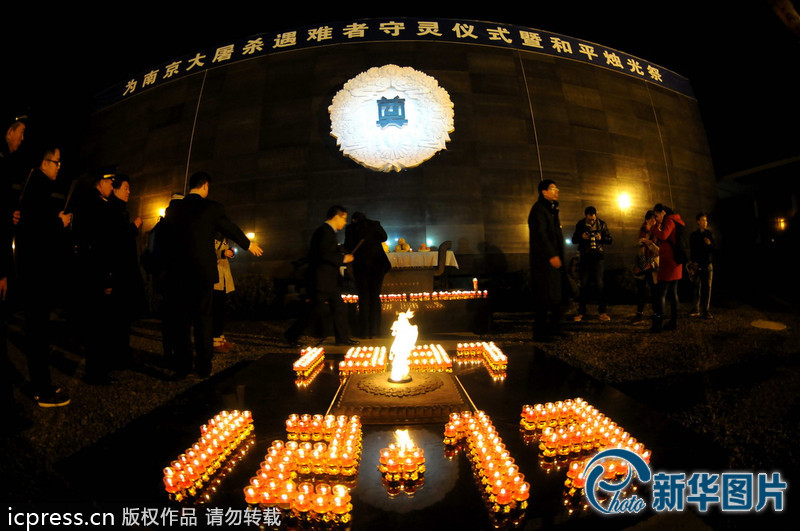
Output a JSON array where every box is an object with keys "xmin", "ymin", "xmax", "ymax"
[{"xmin": 650, "ymin": 203, "xmax": 685, "ymax": 332}]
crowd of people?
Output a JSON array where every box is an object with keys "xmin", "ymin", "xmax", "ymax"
[
  {"xmin": 2, "ymin": 112, "xmax": 717, "ymax": 419},
  {"xmin": 1, "ymin": 115, "xmax": 265, "ymax": 417},
  {"xmin": 528, "ymin": 179, "xmax": 716, "ymax": 342}
]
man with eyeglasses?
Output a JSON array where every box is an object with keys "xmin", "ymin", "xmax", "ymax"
[
  {"xmin": 284, "ymin": 205, "xmax": 357, "ymax": 347},
  {"xmin": 15, "ymin": 147, "xmax": 72, "ymax": 407}
]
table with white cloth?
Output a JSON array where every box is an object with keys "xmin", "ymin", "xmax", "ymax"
[
  {"xmin": 382, "ymin": 250, "xmax": 459, "ymax": 293},
  {"xmin": 386, "ymin": 250, "xmax": 458, "ymax": 269}
]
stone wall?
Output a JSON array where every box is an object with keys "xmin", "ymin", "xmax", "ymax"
[{"xmin": 82, "ymin": 41, "xmax": 716, "ymax": 281}]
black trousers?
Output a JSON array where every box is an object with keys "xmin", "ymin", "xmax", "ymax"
[
  {"xmin": 577, "ymin": 258, "xmax": 606, "ymax": 314},
  {"xmin": 164, "ymin": 281, "xmax": 214, "ymax": 376},
  {"xmin": 354, "ymin": 271, "xmax": 385, "ymax": 338},
  {"xmin": 655, "ymin": 280, "xmax": 679, "ymax": 323},
  {"xmin": 286, "ymin": 289, "xmax": 350, "ymax": 343},
  {"xmin": 18, "ymin": 280, "xmax": 56, "ymax": 395},
  {"xmin": 212, "ymin": 289, "xmax": 227, "ymax": 338}
]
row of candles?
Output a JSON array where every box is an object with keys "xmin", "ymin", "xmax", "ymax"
[
  {"xmin": 455, "ymin": 342, "xmax": 508, "ymax": 375},
  {"xmin": 338, "ymin": 345, "xmax": 452, "ymax": 375},
  {"xmin": 378, "ymin": 429, "xmax": 425, "ymax": 494},
  {"xmin": 443, "ymin": 411, "xmax": 530, "ymax": 518},
  {"xmin": 338, "ymin": 346, "xmax": 387, "ymax": 375},
  {"xmin": 285, "ymin": 414, "xmax": 362, "ymax": 449},
  {"xmin": 519, "ymin": 398, "xmax": 651, "ymax": 496},
  {"xmin": 163, "ymin": 410, "xmax": 254, "ymax": 500},
  {"xmin": 293, "ymin": 347, "xmax": 325, "ymax": 386},
  {"xmin": 341, "ymin": 290, "xmax": 489, "ymax": 304},
  {"xmin": 243, "ymin": 415, "xmax": 363, "ymax": 525}
]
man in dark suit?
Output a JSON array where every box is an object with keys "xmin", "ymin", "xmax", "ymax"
[
  {"xmin": 163, "ymin": 172, "xmax": 262, "ymax": 378},
  {"xmin": 73, "ymin": 169, "xmax": 120, "ymax": 385},
  {"xmin": 15, "ymin": 147, "xmax": 73, "ymax": 402},
  {"xmin": 285, "ymin": 205, "xmax": 357, "ymax": 346},
  {"xmin": 344, "ymin": 212, "xmax": 390, "ymax": 338}
]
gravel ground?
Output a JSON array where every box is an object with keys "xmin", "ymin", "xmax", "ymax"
[{"xmin": 2, "ymin": 300, "xmax": 798, "ymax": 503}]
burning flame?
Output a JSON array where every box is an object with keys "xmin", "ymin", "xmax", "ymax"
[
  {"xmin": 394, "ymin": 429, "xmax": 414, "ymax": 451},
  {"xmin": 389, "ymin": 310, "xmax": 418, "ymax": 382}
]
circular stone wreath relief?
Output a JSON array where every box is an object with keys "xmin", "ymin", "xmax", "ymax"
[{"xmin": 329, "ymin": 64, "xmax": 455, "ymax": 172}]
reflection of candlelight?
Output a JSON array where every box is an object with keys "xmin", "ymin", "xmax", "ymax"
[{"xmin": 163, "ymin": 410, "xmax": 253, "ymax": 500}]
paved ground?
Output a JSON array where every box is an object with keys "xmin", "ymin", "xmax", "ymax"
[{"xmin": 2, "ymin": 299, "xmax": 798, "ymax": 528}]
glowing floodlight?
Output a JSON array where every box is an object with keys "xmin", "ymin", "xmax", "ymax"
[{"xmin": 617, "ymin": 193, "xmax": 632, "ymax": 211}]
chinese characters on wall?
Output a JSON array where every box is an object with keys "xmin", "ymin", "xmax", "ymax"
[{"xmin": 114, "ymin": 18, "xmax": 690, "ymax": 102}]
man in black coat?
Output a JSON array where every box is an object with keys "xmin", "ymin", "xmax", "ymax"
[
  {"xmin": 163, "ymin": 172, "xmax": 262, "ymax": 378},
  {"xmin": 285, "ymin": 205, "xmax": 357, "ymax": 346},
  {"xmin": 344, "ymin": 212, "xmax": 390, "ymax": 338},
  {"xmin": 107, "ymin": 174, "xmax": 145, "ymax": 367},
  {"xmin": 16, "ymin": 147, "xmax": 73, "ymax": 402},
  {"xmin": 73, "ymin": 170, "xmax": 120, "ymax": 384},
  {"xmin": 528, "ymin": 179, "xmax": 569, "ymax": 342}
]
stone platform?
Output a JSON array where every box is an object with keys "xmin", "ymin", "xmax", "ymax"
[{"xmin": 333, "ymin": 371, "xmax": 468, "ymax": 424}]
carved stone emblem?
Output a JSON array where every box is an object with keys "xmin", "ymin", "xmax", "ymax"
[{"xmin": 329, "ymin": 64, "xmax": 455, "ymax": 172}]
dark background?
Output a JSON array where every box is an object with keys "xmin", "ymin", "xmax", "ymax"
[{"xmin": 3, "ymin": 1, "xmax": 799, "ymax": 179}]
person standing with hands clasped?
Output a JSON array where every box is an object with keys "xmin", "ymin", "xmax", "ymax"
[
  {"xmin": 689, "ymin": 212, "xmax": 715, "ymax": 319},
  {"xmin": 528, "ymin": 180, "xmax": 570, "ymax": 342},
  {"xmin": 15, "ymin": 147, "xmax": 72, "ymax": 405}
]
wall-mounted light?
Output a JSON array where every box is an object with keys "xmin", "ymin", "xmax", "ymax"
[{"xmin": 617, "ymin": 192, "xmax": 632, "ymax": 211}]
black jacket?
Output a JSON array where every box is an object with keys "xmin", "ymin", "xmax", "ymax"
[
  {"xmin": 308, "ymin": 222, "xmax": 346, "ymax": 294},
  {"xmin": 571, "ymin": 217, "xmax": 612, "ymax": 259},
  {"xmin": 344, "ymin": 217, "xmax": 390, "ymax": 277},
  {"xmin": 164, "ymin": 193, "xmax": 251, "ymax": 285},
  {"xmin": 528, "ymin": 196, "xmax": 567, "ymax": 306}
]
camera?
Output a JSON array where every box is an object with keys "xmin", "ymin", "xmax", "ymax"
[{"xmin": 585, "ymin": 229, "xmax": 599, "ymax": 250}]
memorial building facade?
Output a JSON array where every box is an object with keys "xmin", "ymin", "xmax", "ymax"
[{"xmin": 82, "ymin": 18, "xmax": 716, "ymax": 279}]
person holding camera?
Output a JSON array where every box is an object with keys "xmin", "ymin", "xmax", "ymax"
[{"xmin": 571, "ymin": 206, "xmax": 613, "ymax": 322}]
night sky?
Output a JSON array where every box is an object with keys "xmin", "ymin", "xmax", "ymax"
[{"xmin": 3, "ymin": 2, "xmax": 799, "ymax": 179}]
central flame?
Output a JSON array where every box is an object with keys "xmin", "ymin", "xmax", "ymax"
[
  {"xmin": 394, "ymin": 429, "xmax": 414, "ymax": 451},
  {"xmin": 389, "ymin": 310, "xmax": 418, "ymax": 382}
]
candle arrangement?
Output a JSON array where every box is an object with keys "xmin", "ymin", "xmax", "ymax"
[
  {"xmin": 407, "ymin": 344, "xmax": 452, "ymax": 372},
  {"xmin": 163, "ymin": 410, "xmax": 254, "ymax": 501},
  {"xmin": 193, "ymin": 436, "xmax": 257, "ymax": 504},
  {"xmin": 443, "ymin": 411, "xmax": 529, "ymax": 527},
  {"xmin": 338, "ymin": 345, "xmax": 452, "ymax": 377},
  {"xmin": 519, "ymin": 398, "xmax": 651, "ymax": 506},
  {"xmin": 378, "ymin": 429, "xmax": 426, "ymax": 495},
  {"xmin": 376, "ymin": 290, "xmax": 489, "ymax": 303},
  {"xmin": 244, "ymin": 415, "xmax": 362, "ymax": 527},
  {"xmin": 339, "ymin": 346, "xmax": 387, "ymax": 375},
  {"xmin": 282, "ymin": 414, "xmax": 363, "ymax": 479},
  {"xmin": 293, "ymin": 347, "xmax": 325, "ymax": 386},
  {"xmin": 455, "ymin": 342, "xmax": 508, "ymax": 379}
]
